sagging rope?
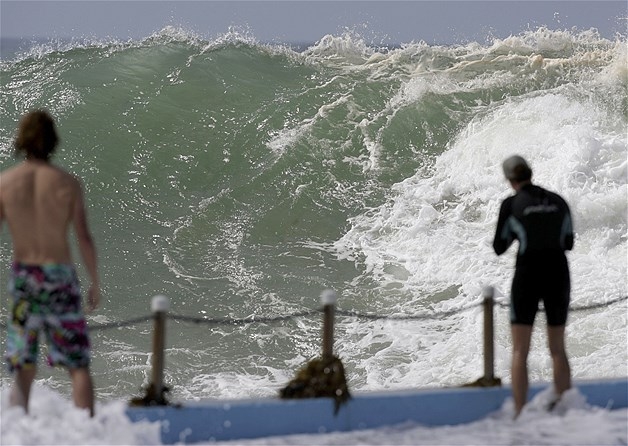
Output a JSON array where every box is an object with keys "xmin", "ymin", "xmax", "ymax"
[
  {"xmin": 0, "ymin": 295, "xmax": 625, "ymax": 331},
  {"xmin": 120, "ymin": 294, "xmax": 628, "ymax": 329},
  {"xmin": 168, "ymin": 309, "xmax": 320, "ymax": 326},
  {"xmin": 88, "ymin": 315, "xmax": 154, "ymax": 331}
]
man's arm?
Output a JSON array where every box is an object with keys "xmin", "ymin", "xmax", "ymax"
[
  {"xmin": 493, "ymin": 199, "xmax": 514, "ymax": 256},
  {"xmin": 562, "ymin": 207, "xmax": 574, "ymax": 251},
  {"xmin": 72, "ymin": 179, "xmax": 100, "ymax": 312}
]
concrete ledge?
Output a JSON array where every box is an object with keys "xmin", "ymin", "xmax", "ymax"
[{"xmin": 126, "ymin": 377, "xmax": 627, "ymax": 444}]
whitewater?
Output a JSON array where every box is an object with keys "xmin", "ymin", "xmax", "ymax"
[{"xmin": 0, "ymin": 26, "xmax": 626, "ymax": 444}]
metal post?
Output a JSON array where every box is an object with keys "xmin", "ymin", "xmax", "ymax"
[
  {"xmin": 321, "ymin": 289, "xmax": 337, "ymax": 360},
  {"xmin": 151, "ymin": 295, "xmax": 170, "ymax": 401},
  {"xmin": 482, "ymin": 286, "xmax": 495, "ymax": 381}
]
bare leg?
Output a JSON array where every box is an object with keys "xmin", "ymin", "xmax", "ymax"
[
  {"xmin": 9, "ymin": 366, "xmax": 37, "ymax": 413},
  {"xmin": 547, "ymin": 325, "xmax": 571, "ymax": 398},
  {"xmin": 511, "ymin": 324, "xmax": 533, "ymax": 419},
  {"xmin": 69, "ymin": 367, "xmax": 95, "ymax": 417}
]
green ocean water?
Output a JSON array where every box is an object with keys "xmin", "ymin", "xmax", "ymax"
[{"xmin": 0, "ymin": 28, "xmax": 626, "ymax": 402}]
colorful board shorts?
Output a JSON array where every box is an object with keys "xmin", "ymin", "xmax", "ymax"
[{"xmin": 4, "ymin": 262, "xmax": 91, "ymax": 372}]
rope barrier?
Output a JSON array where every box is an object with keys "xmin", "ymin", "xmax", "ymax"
[
  {"xmin": 570, "ymin": 295, "xmax": 628, "ymax": 311},
  {"xmin": 84, "ymin": 300, "xmax": 486, "ymax": 331},
  {"xmin": 335, "ymin": 302, "xmax": 483, "ymax": 320},
  {"xmin": 0, "ymin": 295, "xmax": 625, "ymax": 332},
  {"xmin": 168, "ymin": 310, "xmax": 321, "ymax": 326},
  {"xmin": 494, "ymin": 295, "xmax": 628, "ymax": 312},
  {"xmin": 88, "ymin": 315, "xmax": 154, "ymax": 331}
]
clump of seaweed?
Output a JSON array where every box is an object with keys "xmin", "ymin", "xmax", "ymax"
[
  {"xmin": 129, "ymin": 383, "xmax": 177, "ymax": 407},
  {"xmin": 280, "ymin": 355, "xmax": 350, "ymax": 414},
  {"xmin": 461, "ymin": 376, "xmax": 502, "ymax": 387}
]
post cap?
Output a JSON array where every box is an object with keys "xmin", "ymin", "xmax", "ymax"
[
  {"xmin": 320, "ymin": 289, "xmax": 337, "ymax": 306},
  {"xmin": 481, "ymin": 286, "xmax": 495, "ymax": 299},
  {"xmin": 151, "ymin": 295, "xmax": 170, "ymax": 312}
]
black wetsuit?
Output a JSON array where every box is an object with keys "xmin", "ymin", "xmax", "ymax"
[{"xmin": 493, "ymin": 184, "xmax": 574, "ymax": 326}]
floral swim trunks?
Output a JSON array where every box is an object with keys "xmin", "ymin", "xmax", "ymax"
[{"xmin": 5, "ymin": 262, "xmax": 91, "ymax": 372}]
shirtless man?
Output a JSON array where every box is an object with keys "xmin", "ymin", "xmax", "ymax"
[
  {"xmin": 0, "ymin": 110, "xmax": 99, "ymax": 416},
  {"xmin": 493, "ymin": 155, "xmax": 573, "ymax": 419}
]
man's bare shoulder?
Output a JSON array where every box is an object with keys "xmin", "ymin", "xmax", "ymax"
[
  {"xmin": 0, "ymin": 164, "xmax": 26, "ymax": 194},
  {"xmin": 0, "ymin": 163, "xmax": 23, "ymax": 182},
  {"xmin": 42, "ymin": 162, "xmax": 81, "ymax": 182},
  {"xmin": 10, "ymin": 161, "xmax": 77, "ymax": 179},
  {"xmin": 1, "ymin": 161, "xmax": 82, "ymax": 195}
]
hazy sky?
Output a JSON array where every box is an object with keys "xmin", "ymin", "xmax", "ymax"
[{"xmin": 1, "ymin": 1, "xmax": 626, "ymax": 45}]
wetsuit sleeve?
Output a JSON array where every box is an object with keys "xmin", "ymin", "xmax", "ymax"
[
  {"xmin": 562, "ymin": 204, "xmax": 574, "ymax": 251},
  {"xmin": 493, "ymin": 198, "xmax": 513, "ymax": 255}
]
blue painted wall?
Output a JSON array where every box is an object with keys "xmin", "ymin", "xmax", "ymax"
[{"xmin": 126, "ymin": 377, "xmax": 627, "ymax": 444}]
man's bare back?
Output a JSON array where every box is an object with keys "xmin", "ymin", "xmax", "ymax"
[{"xmin": 1, "ymin": 160, "xmax": 79, "ymax": 264}]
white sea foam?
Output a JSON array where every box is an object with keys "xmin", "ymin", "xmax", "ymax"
[{"xmin": 0, "ymin": 385, "xmax": 161, "ymax": 445}]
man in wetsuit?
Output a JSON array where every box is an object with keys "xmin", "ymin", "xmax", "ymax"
[
  {"xmin": 493, "ymin": 155, "xmax": 573, "ymax": 419},
  {"xmin": 0, "ymin": 110, "xmax": 99, "ymax": 416}
]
